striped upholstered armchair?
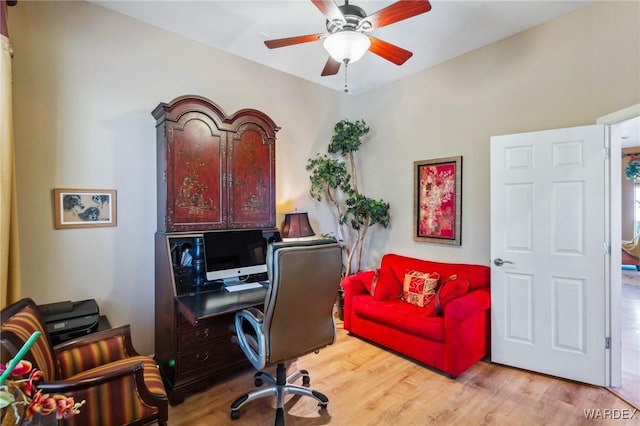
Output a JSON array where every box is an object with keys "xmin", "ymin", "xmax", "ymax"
[{"xmin": 1, "ymin": 298, "xmax": 168, "ymax": 425}]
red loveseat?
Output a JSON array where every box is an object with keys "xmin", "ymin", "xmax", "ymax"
[{"xmin": 342, "ymin": 254, "xmax": 491, "ymax": 378}]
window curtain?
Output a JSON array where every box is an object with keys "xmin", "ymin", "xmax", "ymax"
[{"xmin": 0, "ymin": 0, "xmax": 21, "ymax": 309}]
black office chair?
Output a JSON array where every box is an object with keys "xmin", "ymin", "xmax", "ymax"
[{"xmin": 230, "ymin": 239, "xmax": 342, "ymax": 425}]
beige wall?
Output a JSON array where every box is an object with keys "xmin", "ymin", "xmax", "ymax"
[
  {"xmin": 8, "ymin": 0, "xmax": 640, "ymax": 354},
  {"xmin": 9, "ymin": 1, "xmax": 343, "ymax": 354},
  {"xmin": 349, "ymin": 0, "xmax": 640, "ymax": 268}
]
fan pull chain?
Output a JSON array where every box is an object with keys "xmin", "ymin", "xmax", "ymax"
[{"xmin": 344, "ymin": 62, "xmax": 349, "ymax": 93}]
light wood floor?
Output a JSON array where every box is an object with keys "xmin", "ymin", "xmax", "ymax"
[
  {"xmin": 168, "ymin": 318, "xmax": 638, "ymax": 425},
  {"xmin": 610, "ymin": 271, "xmax": 640, "ymax": 409}
]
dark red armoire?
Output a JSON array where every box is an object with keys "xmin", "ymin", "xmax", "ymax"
[{"xmin": 152, "ymin": 95, "xmax": 279, "ymax": 404}]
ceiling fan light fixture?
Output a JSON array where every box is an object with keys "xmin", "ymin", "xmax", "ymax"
[{"xmin": 323, "ymin": 30, "xmax": 371, "ymax": 64}]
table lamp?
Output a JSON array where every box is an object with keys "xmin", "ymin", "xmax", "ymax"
[{"xmin": 282, "ymin": 212, "xmax": 315, "ymax": 239}]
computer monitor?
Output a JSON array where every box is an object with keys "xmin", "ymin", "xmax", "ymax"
[{"xmin": 203, "ymin": 229, "xmax": 267, "ymax": 282}]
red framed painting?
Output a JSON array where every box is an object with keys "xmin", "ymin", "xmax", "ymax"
[{"xmin": 413, "ymin": 156, "xmax": 462, "ymax": 245}]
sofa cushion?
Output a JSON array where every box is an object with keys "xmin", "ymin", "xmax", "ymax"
[
  {"xmin": 380, "ymin": 254, "xmax": 490, "ymax": 291},
  {"xmin": 351, "ymin": 295, "xmax": 444, "ymax": 341},
  {"xmin": 371, "ymin": 267, "xmax": 403, "ymax": 301},
  {"xmin": 435, "ymin": 275, "xmax": 470, "ymax": 316},
  {"xmin": 402, "ymin": 270, "xmax": 439, "ymax": 307}
]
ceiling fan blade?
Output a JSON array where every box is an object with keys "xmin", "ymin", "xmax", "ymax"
[
  {"xmin": 368, "ymin": 36, "xmax": 413, "ymax": 65},
  {"xmin": 264, "ymin": 34, "xmax": 323, "ymax": 49},
  {"xmin": 366, "ymin": 0, "xmax": 432, "ymax": 29},
  {"xmin": 311, "ymin": 0, "xmax": 345, "ymax": 23},
  {"xmin": 321, "ymin": 57, "xmax": 341, "ymax": 76}
]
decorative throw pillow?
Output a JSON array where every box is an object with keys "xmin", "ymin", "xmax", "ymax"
[
  {"xmin": 402, "ymin": 270, "xmax": 439, "ymax": 307},
  {"xmin": 372, "ymin": 267, "xmax": 402, "ymax": 301},
  {"xmin": 434, "ymin": 274, "xmax": 470, "ymax": 315},
  {"xmin": 362, "ymin": 270, "xmax": 377, "ymax": 295}
]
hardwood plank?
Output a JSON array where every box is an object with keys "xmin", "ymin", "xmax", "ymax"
[
  {"xmin": 168, "ymin": 319, "xmax": 638, "ymax": 425},
  {"xmin": 609, "ymin": 272, "xmax": 640, "ymax": 410}
]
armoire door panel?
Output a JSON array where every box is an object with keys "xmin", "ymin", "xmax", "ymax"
[
  {"xmin": 228, "ymin": 123, "xmax": 275, "ymax": 228},
  {"xmin": 167, "ymin": 118, "xmax": 226, "ymax": 231}
]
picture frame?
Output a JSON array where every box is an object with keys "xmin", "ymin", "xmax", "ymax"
[
  {"xmin": 413, "ymin": 156, "xmax": 462, "ymax": 245},
  {"xmin": 53, "ymin": 188, "xmax": 117, "ymax": 229}
]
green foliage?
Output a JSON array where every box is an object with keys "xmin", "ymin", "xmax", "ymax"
[
  {"xmin": 328, "ymin": 119, "xmax": 370, "ymax": 156},
  {"xmin": 345, "ymin": 194, "xmax": 390, "ymax": 230},
  {"xmin": 306, "ymin": 118, "xmax": 390, "ymax": 275},
  {"xmin": 306, "ymin": 154, "xmax": 353, "ymax": 201}
]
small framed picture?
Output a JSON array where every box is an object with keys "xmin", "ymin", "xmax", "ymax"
[
  {"xmin": 413, "ymin": 156, "xmax": 462, "ymax": 245},
  {"xmin": 53, "ymin": 188, "xmax": 117, "ymax": 229}
]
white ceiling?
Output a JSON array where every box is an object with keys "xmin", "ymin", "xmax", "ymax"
[{"xmin": 90, "ymin": 0, "xmax": 593, "ymax": 96}]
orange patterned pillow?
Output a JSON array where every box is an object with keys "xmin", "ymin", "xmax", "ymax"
[{"xmin": 402, "ymin": 270, "xmax": 440, "ymax": 307}]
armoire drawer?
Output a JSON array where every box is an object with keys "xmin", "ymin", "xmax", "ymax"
[
  {"xmin": 176, "ymin": 337, "xmax": 247, "ymax": 379},
  {"xmin": 177, "ymin": 323, "xmax": 227, "ymax": 350},
  {"xmin": 177, "ymin": 313, "xmax": 235, "ymax": 350}
]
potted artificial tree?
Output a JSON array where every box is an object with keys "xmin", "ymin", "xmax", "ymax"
[{"xmin": 306, "ymin": 119, "xmax": 390, "ymax": 319}]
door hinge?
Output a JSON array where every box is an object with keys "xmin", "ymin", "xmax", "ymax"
[
  {"xmin": 605, "ymin": 337, "xmax": 611, "ymax": 349},
  {"xmin": 163, "ymin": 170, "xmax": 167, "ymax": 183},
  {"xmin": 604, "ymin": 242, "xmax": 611, "ymax": 254},
  {"xmin": 604, "ymin": 147, "xmax": 609, "ymax": 160}
]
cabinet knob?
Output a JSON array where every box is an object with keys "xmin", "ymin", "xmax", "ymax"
[
  {"xmin": 196, "ymin": 351, "xmax": 210, "ymax": 362},
  {"xmin": 196, "ymin": 328, "xmax": 210, "ymax": 339}
]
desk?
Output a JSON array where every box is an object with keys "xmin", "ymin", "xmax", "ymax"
[
  {"xmin": 155, "ymin": 235, "xmax": 270, "ymax": 404},
  {"xmin": 176, "ymin": 284, "xmax": 267, "ymax": 325},
  {"xmin": 162, "ymin": 288, "xmax": 266, "ymax": 405},
  {"xmin": 155, "ymin": 231, "xmax": 278, "ymax": 405}
]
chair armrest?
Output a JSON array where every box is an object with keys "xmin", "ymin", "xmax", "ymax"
[
  {"xmin": 38, "ymin": 358, "xmax": 168, "ymax": 426},
  {"xmin": 235, "ymin": 309, "xmax": 266, "ymax": 370},
  {"xmin": 55, "ymin": 325, "xmax": 139, "ymax": 377},
  {"xmin": 243, "ymin": 307, "xmax": 264, "ymax": 323},
  {"xmin": 37, "ymin": 360, "xmax": 145, "ymax": 393}
]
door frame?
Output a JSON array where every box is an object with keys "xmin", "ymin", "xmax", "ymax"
[{"xmin": 597, "ymin": 103, "xmax": 640, "ymax": 387}]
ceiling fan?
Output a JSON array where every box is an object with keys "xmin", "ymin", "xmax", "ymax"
[{"xmin": 264, "ymin": 0, "xmax": 432, "ymax": 77}]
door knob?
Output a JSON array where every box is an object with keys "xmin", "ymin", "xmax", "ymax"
[{"xmin": 494, "ymin": 258, "xmax": 514, "ymax": 266}]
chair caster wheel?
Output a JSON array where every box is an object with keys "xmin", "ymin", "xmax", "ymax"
[
  {"xmin": 255, "ymin": 378, "xmax": 263, "ymax": 386},
  {"xmin": 302, "ymin": 376, "xmax": 310, "ymax": 387},
  {"xmin": 231, "ymin": 410, "xmax": 240, "ymax": 420},
  {"xmin": 318, "ymin": 402, "xmax": 328, "ymax": 410}
]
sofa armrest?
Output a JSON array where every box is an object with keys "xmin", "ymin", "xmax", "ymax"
[
  {"xmin": 342, "ymin": 270, "xmax": 374, "ymax": 298},
  {"xmin": 342, "ymin": 270, "xmax": 374, "ymax": 331},
  {"xmin": 442, "ymin": 288, "xmax": 491, "ymax": 377},
  {"xmin": 443, "ymin": 288, "xmax": 491, "ymax": 325}
]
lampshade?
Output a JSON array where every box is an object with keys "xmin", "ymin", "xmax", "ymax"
[
  {"xmin": 282, "ymin": 212, "xmax": 315, "ymax": 239},
  {"xmin": 323, "ymin": 30, "xmax": 371, "ymax": 64}
]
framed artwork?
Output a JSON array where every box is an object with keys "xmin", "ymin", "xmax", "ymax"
[
  {"xmin": 413, "ymin": 156, "xmax": 462, "ymax": 245},
  {"xmin": 53, "ymin": 188, "xmax": 117, "ymax": 229}
]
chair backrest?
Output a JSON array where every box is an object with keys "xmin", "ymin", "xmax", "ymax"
[
  {"xmin": 1, "ymin": 298, "xmax": 58, "ymax": 381},
  {"xmin": 262, "ymin": 240, "xmax": 342, "ymax": 365}
]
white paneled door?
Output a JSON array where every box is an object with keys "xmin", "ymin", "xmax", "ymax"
[{"xmin": 490, "ymin": 125, "xmax": 607, "ymax": 386}]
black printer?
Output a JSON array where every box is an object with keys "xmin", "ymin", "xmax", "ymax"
[{"xmin": 38, "ymin": 299, "xmax": 100, "ymax": 345}]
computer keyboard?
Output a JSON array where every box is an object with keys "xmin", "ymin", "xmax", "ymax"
[{"xmin": 224, "ymin": 282, "xmax": 265, "ymax": 292}]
